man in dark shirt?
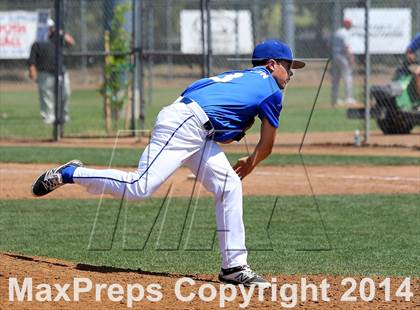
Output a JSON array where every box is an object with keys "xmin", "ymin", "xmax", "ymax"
[{"xmin": 28, "ymin": 19, "xmax": 75, "ymax": 124}]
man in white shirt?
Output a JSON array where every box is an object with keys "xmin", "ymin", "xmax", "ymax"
[{"xmin": 330, "ymin": 18, "xmax": 356, "ymax": 106}]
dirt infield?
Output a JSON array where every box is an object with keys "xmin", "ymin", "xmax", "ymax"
[
  {"xmin": 1, "ymin": 163, "xmax": 419, "ymax": 200},
  {"xmin": 1, "ymin": 252, "xmax": 418, "ymax": 309}
]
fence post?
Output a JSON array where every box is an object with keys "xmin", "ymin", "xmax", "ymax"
[
  {"xmin": 234, "ymin": 7, "xmax": 239, "ymax": 60},
  {"xmin": 200, "ymin": 0, "xmax": 206, "ymax": 77},
  {"xmin": 414, "ymin": 0, "xmax": 420, "ymax": 34},
  {"xmin": 131, "ymin": 0, "xmax": 139, "ymax": 134},
  {"xmin": 363, "ymin": 0, "xmax": 371, "ymax": 144},
  {"xmin": 138, "ymin": 0, "xmax": 146, "ymax": 135},
  {"xmin": 80, "ymin": 0, "xmax": 88, "ymax": 85},
  {"xmin": 282, "ymin": 0, "xmax": 295, "ymax": 52},
  {"xmin": 53, "ymin": 0, "xmax": 64, "ymax": 141},
  {"xmin": 332, "ymin": 0, "xmax": 341, "ymax": 32},
  {"xmin": 251, "ymin": 2, "xmax": 260, "ymax": 46},
  {"xmin": 205, "ymin": 0, "xmax": 212, "ymax": 76},
  {"xmin": 166, "ymin": 0, "xmax": 173, "ymax": 80},
  {"xmin": 147, "ymin": 5, "xmax": 154, "ymax": 108}
]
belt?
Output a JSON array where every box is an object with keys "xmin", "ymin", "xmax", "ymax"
[{"xmin": 180, "ymin": 97, "xmax": 214, "ymax": 136}]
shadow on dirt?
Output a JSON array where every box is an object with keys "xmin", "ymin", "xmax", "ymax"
[
  {"xmin": 75, "ymin": 263, "xmax": 218, "ymax": 283},
  {"xmin": 2, "ymin": 252, "xmax": 218, "ymax": 283}
]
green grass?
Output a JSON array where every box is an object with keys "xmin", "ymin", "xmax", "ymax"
[
  {"xmin": 0, "ymin": 194, "xmax": 418, "ymax": 276},
  {"xmin": 0, "ymin": 89, "xmax": 102, "ymax": 139},
  {"xmin": 0, "ymin": 85, "xmax": 373, "ymax": 139},
  {"xmin": 1, "ymin": 146, "xmax": 418, "ymax": 166},
  {"xmin": 279, "ymin": 85, "xmax": 366, "ymax": 133}
]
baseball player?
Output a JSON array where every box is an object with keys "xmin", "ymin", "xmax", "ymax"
[
  {"xmin": 32, "ymin": 40, "xmax": 305, "ymax": 287},
  {"xmin": 406, "ymin": 33, "xmax": 420, "ymax": 98}
]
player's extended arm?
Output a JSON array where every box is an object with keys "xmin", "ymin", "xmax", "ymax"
[{"xmin": 233, "ymin": 117, "xmax": 276, "ymax": 179}]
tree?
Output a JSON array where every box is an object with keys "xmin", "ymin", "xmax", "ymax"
[{"xmin": 101, "ymin": 2, "xmax": 131, "ymax": 131}]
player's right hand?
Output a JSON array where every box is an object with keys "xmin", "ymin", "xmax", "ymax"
[{"xmin": 233, "ymin": 156, "xmax": 254, "ymax": 180}]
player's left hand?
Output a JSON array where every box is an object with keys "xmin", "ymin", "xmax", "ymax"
[{"xmin": 233, "ymin": 156, "xmax": 254, "ymax": 179}]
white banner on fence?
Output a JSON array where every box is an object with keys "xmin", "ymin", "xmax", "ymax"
[
  {"xmin": 180, "ymin": 10, "xmax": 253, "ymax": 55},
  {"xmin": 0, "ymin": 11, "xmax": 38, "ymax": 59},
  {"xmin": 344, "ymin": 8, "xmax": 411, "ymax": 55}
]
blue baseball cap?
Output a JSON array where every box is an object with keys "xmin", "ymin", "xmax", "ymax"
[{"xmin": 252, "ymin": 39, "xmax": 305, "ymax": 69}]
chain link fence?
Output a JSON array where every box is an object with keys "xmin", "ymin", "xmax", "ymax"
[
  {"xmin": 0, "ymin": 0, "xmax": 135, "ymax": 140},
  {"xmin": 0, "ymin": 0, "xmax": 419, "ymax": 144}
]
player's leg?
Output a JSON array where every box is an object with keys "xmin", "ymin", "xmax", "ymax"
[
  {"xmin": 184, "ymin": 140, "xmax": 246, "ymax": 268},
  {"xmin": 184, "ymin": 140, "xmax": 269, "ymax": 287},
  {"xmin": 32, "ymin": 102, "xmax": 207, "ymax": 200},
  {"xmin": 72, "ymin": 103, "xmax": 206, "ymax": 200}
]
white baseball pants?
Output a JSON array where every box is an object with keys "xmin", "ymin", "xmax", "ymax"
[
  {"xmin": 73, "ymin": 101, "xmax": 247, "ymax": 269},
  {"xmin": 331, "ymin": 55, "xmax": 353, "ymax": 104}
]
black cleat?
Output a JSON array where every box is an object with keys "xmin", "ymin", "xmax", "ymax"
[
  {"xmin": 219, "ymin": 265, "xmax": 271, "ymax": 288},
  {"xmin": 31, "ymin": 160, "xmax": 83, "ymax": 197}
]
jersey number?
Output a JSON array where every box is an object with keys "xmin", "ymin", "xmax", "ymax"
[{"xmin": 210, "ymin": 72, "xmax": 243, "ymax": 83}]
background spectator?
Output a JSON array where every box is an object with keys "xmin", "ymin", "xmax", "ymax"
[
  {"xmin": 28, "ymin": 18, "xmax": 75, "ymax": 124},
  {"xmin": 330, "ymin": 18, "xmax": 356, "ymax": 106}
]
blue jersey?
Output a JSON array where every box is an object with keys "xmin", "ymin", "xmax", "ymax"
[
  {"xmin": 407, "ymin": 33, "xmax": 420, "ymax": 52},
  {"xmin": 181, "ymin": 67, "xmax": 282, "ymax": 142}
]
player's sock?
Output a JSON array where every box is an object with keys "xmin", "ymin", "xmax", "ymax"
[{"xmin": 61, "ymin": 166, "xmax": 77, "ymax": 183}]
